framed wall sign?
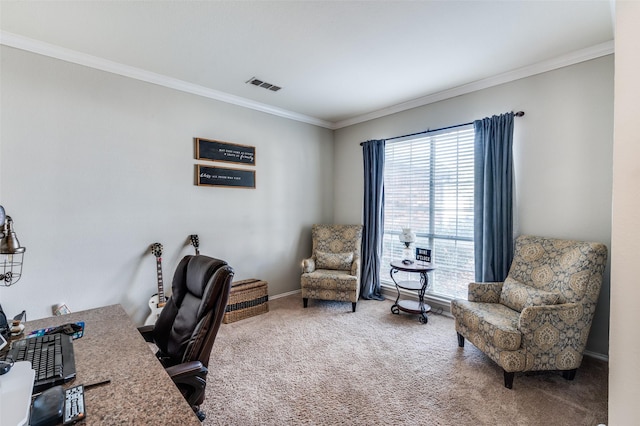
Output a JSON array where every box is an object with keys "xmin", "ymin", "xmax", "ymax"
[
  {"xmin": 195, "ymin": 165, "xmax": 255, "ymax": 189},
  {"xmin": 415, "ymin": 247, "xmax": 432, "ymax": 263},
  {"xmin": 195, "ymin": 138, "xmax": 255, "ymax": 165}
]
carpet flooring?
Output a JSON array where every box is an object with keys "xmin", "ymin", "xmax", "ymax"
[{"xmin": 202, "ymin": 294, "xmax": 607, "ymax": 425}]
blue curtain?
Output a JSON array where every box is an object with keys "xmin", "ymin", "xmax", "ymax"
[
  {"xmin": 360, "ymin": 139, "xmax": 386, "ymax": 301},
  {"xmin": 474, "ymin": 113, "xmax": 515, "ymax": 282}
]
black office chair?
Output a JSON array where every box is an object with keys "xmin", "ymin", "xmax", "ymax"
[{"xmin": 139, "ymin": 255, "xmax": 233, "ymax": 421}]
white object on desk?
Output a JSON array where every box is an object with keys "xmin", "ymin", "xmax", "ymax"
[
  {"xmin": 0, "ymin": 361, "xmax": 35, "ymax": 426},
  {"xmin": 10, "ymin": 323, "xmax": 25, "ymax": 336}
]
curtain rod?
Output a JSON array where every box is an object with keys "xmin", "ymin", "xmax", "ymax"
[{"xmin": 360, "ymin": 111, "xmax": 525, "ymax": 145}]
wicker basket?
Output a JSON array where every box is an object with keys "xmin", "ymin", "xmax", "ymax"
[{"xmin": 223, "ymin": 279, "xmax": 269, "ymax": 324}]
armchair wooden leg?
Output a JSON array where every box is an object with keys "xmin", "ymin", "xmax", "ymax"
[
  {"xmin": 303, "ymin": 298, "xmax": 308, "ymax": 308},
  {"xmin": 457, "ymin": 332, "xmax": 465, "ymax": 347},
  {"xmin": 504, "ymin": 370, "xmax": 514, "ymax": 389},
  {"xmin": 352, "ymin": 302, "xmax": 357, "ymax": 312},
  {"xmin": 561, "ymin": 369, "xmax": 577, "ymax": 381}
]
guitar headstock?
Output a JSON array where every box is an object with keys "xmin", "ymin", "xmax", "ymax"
[
  {"xmin": 190, "ymin": 234, "xmax": 200, "ymax": 249},
  {"xmin": 150, "ymin": 242, "xmax": 163, "ymax": 258}
]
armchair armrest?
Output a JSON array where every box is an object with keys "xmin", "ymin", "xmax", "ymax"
[
  {"xmin": 518, "ymin": 303, "xmax": 588, "ymax": 360},
  {"xmin": 137, "ymin": 324, "xmax": 155, "ymax": 342},
  {"xmin": 468, "ymin": 282, "xmax": 503, "ymax": 303},
  {"xmin": 302, "ymin": 257, "xmax": 316, "ymax": 273},
  {"xmin": 518, "ymin": 302, "xmax": 582, "ymax": 334},
  {"xmin": 350, "ymin": 257, "xmax": 360, "ymax": 276}
]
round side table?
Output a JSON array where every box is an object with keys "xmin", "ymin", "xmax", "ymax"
[{"xmin": 389, "ymin": 261, "xmax": 435, "ymax": 324}]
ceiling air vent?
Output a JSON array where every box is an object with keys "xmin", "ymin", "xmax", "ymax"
[{"xmin": 246, "ymin": 77, "xmax": 282, "ymax": 92}]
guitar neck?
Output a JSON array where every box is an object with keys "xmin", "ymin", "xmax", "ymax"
[{"xmin": 156, "ymin": 257, "xmax": 166, "ymax": 305}]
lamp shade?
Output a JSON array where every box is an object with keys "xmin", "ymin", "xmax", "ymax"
[
  {"xmin": 398, "ymin": 228, "xmax": 416, "ymax": 244},
  {"xmin": 0, "ymin": 216, "xmax": 25, "ymax": 254},
  {"xmin": 0, "ymin": 206, "xmax": 26, "ymax": 286}
]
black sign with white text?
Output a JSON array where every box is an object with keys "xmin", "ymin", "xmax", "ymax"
[
  {"xmin": 195, "ymin": 138, "xmax": 255, "ymax": 165},
  {"xmin": 196, "ymin": 165, "xmax": 255, "ymax": 189},
  {"xmin": 415, "ymin": 247, "xmax": 432, "ymax": 263}
]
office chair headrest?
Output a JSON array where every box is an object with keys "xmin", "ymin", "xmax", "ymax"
[{"xmin": 184, "ymin": 256, "xmax": 228, "ymax": 298}]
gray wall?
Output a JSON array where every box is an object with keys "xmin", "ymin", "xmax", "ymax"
[
  {"xmin": 0, "ymin": 46, "xmax": 334, "ymax": 324},
  {"xmin": 0, "ymin": 45, "xmax": 614, "ymax": 357},
  {"xmin": 333, "ymin": 56, "xmax": 614, "ymax": 357}
]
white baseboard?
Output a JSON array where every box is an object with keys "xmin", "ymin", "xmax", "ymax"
[
  {"xmin": 584, "ymin": 350, "xmax": 609, "ymax": 362},
  {"xmin": 270, "ymin": 289, "xmax": 301, "ymax": 300}
]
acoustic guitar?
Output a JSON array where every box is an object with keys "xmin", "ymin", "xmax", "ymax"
[
  {"xmin": 145, "ymin": 243, "xmax": 166, "ymax": 325},
  {"xmin": 190, "ymin": 234, "xmax": 200, "ymax": 255}
]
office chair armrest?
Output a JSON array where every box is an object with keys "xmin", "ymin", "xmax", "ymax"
[
  {"xmin": 165, "ymin": 361, "xmax": 207, "ymax": 380},
  {"xmin": 137, "ymin": 325, "xmax": 155, "ymax": 342},
  {"xmin": 166, "ymin": 361, "xmax": 209, "ymax": 408}
]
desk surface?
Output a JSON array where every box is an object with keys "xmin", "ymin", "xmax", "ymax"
[{"xmin": 24, "ymin": 304, "xmax": 201, "ymax": 425}]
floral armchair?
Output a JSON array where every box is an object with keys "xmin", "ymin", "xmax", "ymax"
[
  {"xmin": 301, "ymin": 224, "xmax": 363, "ymax": 312},
  {"xmin": 451, "ymin": 235, "xmax": 607, "ymax": 389}
]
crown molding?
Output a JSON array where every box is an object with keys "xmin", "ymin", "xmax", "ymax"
[
  {"xmin": 332, "ymin": 40, "xmax": 615, "ymax": 129},
  {"xmin": 1, "ymin": 31, "xmax": 613, "ymax": 131},
  {"xmin": 0, "ymin": 31, "xmax": 334, "ymax": 129}
]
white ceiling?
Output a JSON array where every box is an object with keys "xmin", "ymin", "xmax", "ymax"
[{"xmin": 0, "ymin": 1, "xmax": 614, "ymax": 129}]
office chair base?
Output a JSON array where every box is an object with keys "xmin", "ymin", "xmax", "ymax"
[{"xmin": 194, "ymin": 408, "xmax": 206, "ymax": 422}]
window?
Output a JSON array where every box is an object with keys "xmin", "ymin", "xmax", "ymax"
[{"xmin": 381, "ymin": 125, "xmax": 474, "ymax": 300}]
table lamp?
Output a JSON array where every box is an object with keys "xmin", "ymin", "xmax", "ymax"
[{"xmin": 398, "ymin": 228, "xmax": 416, "ymax": 263}]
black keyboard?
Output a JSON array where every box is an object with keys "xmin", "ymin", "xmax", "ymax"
[{"xmin": 6, "ymin": 333, "xmax": 77, "ymax": 392}]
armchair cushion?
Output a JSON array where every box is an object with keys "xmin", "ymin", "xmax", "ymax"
[
  {"xmin": 315, "ymin": 250, "xmax": 353, "ymax": 271},
  {"xmin": 451, "ymin": 300, "xmax": 522, "ymax": 351},
  {"xmin": 499, "ymin": 277, "xmax": 559, "ymax": 312},
  {"xmin": 302, "ymin": 269, "xmax": 358, "ymax": 292}
]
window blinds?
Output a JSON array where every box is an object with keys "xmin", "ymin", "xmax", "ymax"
[{"xmin": 382, "ymin": 125, "xmax": 475, "ymax": 299}]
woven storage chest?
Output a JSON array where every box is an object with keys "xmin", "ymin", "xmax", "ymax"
[{"xmin": 223, "ymin": 279, "xmax": 269, "ymax": 323}]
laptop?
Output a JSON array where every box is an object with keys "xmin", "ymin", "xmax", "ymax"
[{"xmin": 5, "ymin": 333, "xmax": 77, "ymax": 393}]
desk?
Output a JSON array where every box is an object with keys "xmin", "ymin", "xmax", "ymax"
[
  {"xmin": 23, "ymin": 304, "xmax": 201, "ymax": 425},
  {"xmin": 390, "ymin": 261, "xmax": 435, "ymax": 324}
]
